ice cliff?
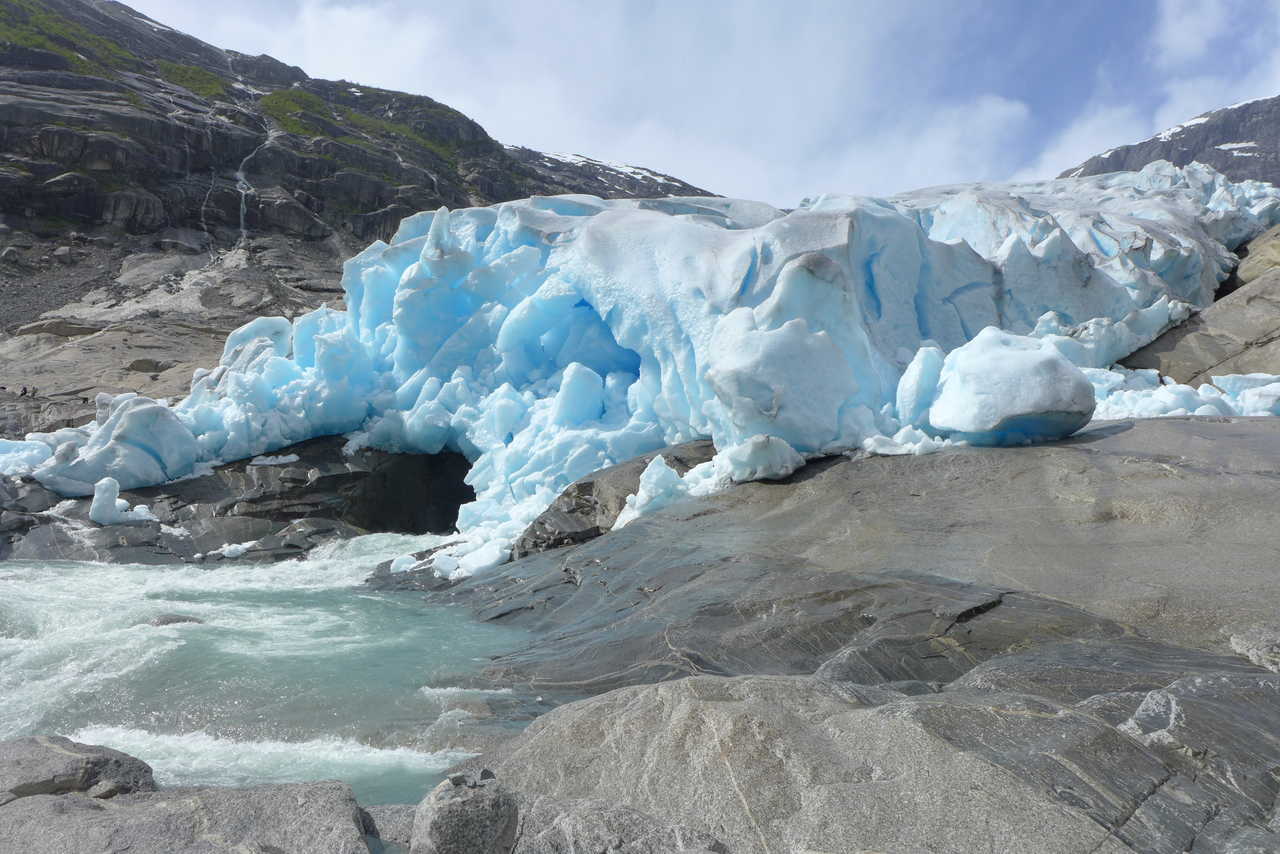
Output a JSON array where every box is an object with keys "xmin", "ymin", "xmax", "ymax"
[{"xmin": 4, "ymin": 160, "xmax": 1280, "ymax": 572}]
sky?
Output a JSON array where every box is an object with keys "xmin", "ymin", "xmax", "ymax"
[{"xmin": 128, "ymin": 0, "xmax": 1280, "ymax": 206}]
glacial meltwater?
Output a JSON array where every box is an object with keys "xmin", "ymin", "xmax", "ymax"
[{"xmin": 0, "ymin": 534, "xmax": 530, "ymax": 805}]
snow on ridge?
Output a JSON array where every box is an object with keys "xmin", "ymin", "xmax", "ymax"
[
  {"xmin": 4, "ymin": 160, "xmax": 1280, "ymax": 575},
  {"xmin": 542, "ymin": 151, "xmax": 684, "ymax": 187},
  {"xmin": 1155, "ymin": 115, "xmax": 1210, "ymax": 142}
]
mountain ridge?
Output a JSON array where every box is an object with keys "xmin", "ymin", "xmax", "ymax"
[
  {"xmin": 0, "ymin": 0, "xmax": 711, "ymax": 248},
  {"xmin": 1060, "ymin": 95, "xmax": 1280, "ymax": 186}
]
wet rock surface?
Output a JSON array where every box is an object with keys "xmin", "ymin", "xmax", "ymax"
[
  {"xmin": 9, "ymin": 417, "xmax": 1280, "ymax": 851},
  {"xmin": 0, "ymin": 437, "xmax": 472, "ymax": 563}
]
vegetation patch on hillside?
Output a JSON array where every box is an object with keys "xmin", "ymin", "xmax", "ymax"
[
  {"xmin": 0, "ymin": 0, "xmax": 135, "ymax": 74},
  {"xmin": 156, "ymin": 61, "xmax": 227, "ymax": 100},
  {"xmin": 260, "ymin": 87, "xmax": 457, "ymax": 164}
]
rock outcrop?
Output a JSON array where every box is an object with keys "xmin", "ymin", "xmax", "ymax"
[
  {"xmin": 482, "ymin": 666, "xmax": 1280, "ymax": 854},
  {"xmin": 415, "ymin": 418, "xmax": 1280, "ymax": 679},
  {"xmin": 1, "ymin": 436, "xmax": 472, "ymax": 562},
  {"xmin": 1124, "ymin": 224, "xmax": 1280, "ymax": 383},
  {"xmin": 0, "ymin": 779, "xmax": 371, "ymax": 854},
  {"xmin": 0, "ymin": 735, "xmax": 155, "ymax": 803}
]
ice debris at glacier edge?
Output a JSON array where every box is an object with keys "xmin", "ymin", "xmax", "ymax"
[
  {"xmin": 5, "ymin": 161, "xmax": 1280, "ymax": 563},
  {"xmin": 88, "ymin": 477, "xmax": 157, "ymax": 526}
]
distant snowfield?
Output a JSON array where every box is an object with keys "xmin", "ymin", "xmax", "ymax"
[{"xmin": 5, "ymin": 160, "xmax": 1280, "ymax": 574}]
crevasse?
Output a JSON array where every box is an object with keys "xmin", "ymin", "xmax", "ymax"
[{"xmin": 5, "ymin": 160, "xmax": 1280, "ymax": 573}]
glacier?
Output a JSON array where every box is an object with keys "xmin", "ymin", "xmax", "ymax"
[{"xmin": 4, "ymin": 160, "xmax": 1280, "ymax": 573}]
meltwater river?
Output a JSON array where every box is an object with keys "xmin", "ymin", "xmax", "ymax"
[{"xmin": 0, "ymin": 534, "xmax": 530, "ymax": 805}]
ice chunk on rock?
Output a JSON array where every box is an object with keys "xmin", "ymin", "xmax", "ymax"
[
  {"xmin": 716, "ymin": 434, "xmax": 806, "ymax": 482},
  {"xmin": 89, "ymin": 476, "xmax": 158, "ymax": 526},
  {"xmin": 908, "ymin": 327, "xmax": 1096, "ymax": 445},
  {"xmin": 34, "ymin": 395, "xmax": 198, "ymax": 495}
]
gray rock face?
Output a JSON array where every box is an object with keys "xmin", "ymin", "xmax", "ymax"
[
  {"xmin": 0, "ymin": 237, "xmax": 353, "ymax": 435},
  {"xmin": 438, "ymin": 418, "xmax": 1280, "ymax": 673},
  {"xmin": 0, "ymin": 780, "xmax": 370, "ymax": 854},
  {"xmin": 1061, "ymin": 94, "xmax": 1280, "ymax": 186},
  {"xmin": 416, "ymin": 419, "xmax": 1280, "ymax": 695},
  {"xmin": 410, "ymin": 773, "xmax": 519, "ymax": 854},
  {"xmin": 2, "ymin": 436, "xmax": 472, "ymax": 563},
  {"xmin": 0, "ymin": 735, "xmax": 155, "ymax": 801},
  {"xmin": 484, "ymin": 670, "xmax": 1278, "ymax": 854},
  {"xmin": 363, "ymin": 803, "xmax": 416, "ymax": 848},
  {"xmin": 1123, "ymin": 268, "xmax": 1280, "ymax": 382},
  {"xmin": 511, "ymin": 440, "xmax": 715, "ymax": 559},
  {"xmin": 513, "ymin": 796, "xmax": 728, "ymax": 854}
]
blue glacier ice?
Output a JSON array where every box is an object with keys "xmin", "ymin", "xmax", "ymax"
[
  {"xmin": 88, "ymin": 476, "xmax": 158, "ymax": 526},
  {"xmin": 5, "ymin": 160, "xmax": 1280, "ymax": 573},
  {"xmin": 898, "ymin": 327, "xmax": 1096, "ymax": 446}
]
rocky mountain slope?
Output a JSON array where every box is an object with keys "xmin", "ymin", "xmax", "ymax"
[
  {"xmin": 0, "ymin": 0, "xmax": 710, "ymax": 435},
  {"xmin": 1061, "ymin": 95, "xmax": 1280, "ymax": 183}
]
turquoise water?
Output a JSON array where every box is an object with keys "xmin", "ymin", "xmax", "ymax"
[{"xmin": 0, "ymin": 534, "xmax": 530, "ymax": 805}]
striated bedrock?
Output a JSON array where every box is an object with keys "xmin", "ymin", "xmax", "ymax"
[{"xmin": 3, "ymin": 161, "xmax": 1278, "ymax": 574}]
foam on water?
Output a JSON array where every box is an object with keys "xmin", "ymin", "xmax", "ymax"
[
  {"xmin": 69, "ymin": 726, "xmax": 472, "ymax": 801},
  {"xmin": 0, "ymin": 533, "xmax": 529, "ymax": 804}
]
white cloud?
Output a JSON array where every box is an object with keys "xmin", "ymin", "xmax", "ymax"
[
  {"xmin": 1152, "ymin": 0, "xmax": 1233, "ymax": 69},
  {"xmin": 125, "ymin": 0, "xmax": 1280, "ymax": 202},
  {"xmin": 1011, "ymin": 104, "xmax": 1149, "ymax": 181},
  {"xmin": 126, "ymin": 0, "xmax": 1028, "ymax": 204}
]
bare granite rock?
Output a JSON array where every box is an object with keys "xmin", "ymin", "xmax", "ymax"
[
  {"xmin": 0, "ymin": 735, "xmax": 155, "ymax": 801},
  {"xmin": 1123, "ymin": 268, "xmax": 1280, "ymax": 383},
  {"xmin": 0, "ymin": 780, "xmax": 369, "ymax": 854},
  {"xmin": 484, "ymin": 671, "xmax": 1278, "ymax": 854}
]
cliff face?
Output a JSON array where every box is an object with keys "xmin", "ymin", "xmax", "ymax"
[
  {"xmin": 1060, "ymin": 95, "xmax": 1280, "ymax": 184},
  {"xmin": 0, "ymin": 0, "xmax": 710, "ymax": 249}
]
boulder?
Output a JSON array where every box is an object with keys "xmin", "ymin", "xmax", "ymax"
[
  {"xmin": 0, "ymin": 780, "xmax": 369, "ymax": 854},
  {"xmin": 410, "ymin": 773, "xmax": 519, "ymax": 854},
  {"xmin": 1123, "ymin": 268, "xmax": 1280, "ymax": 383},
  {"xmin": 0, "ymin": 735, "xmax": 155, "ymax": 801}
]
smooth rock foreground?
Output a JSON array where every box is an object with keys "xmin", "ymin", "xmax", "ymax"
[
  {"xmin": 400, "ymin": 416, "xmax": 1280, "ymax": 852},
  {"xmin": 0, "ymin": 738, "xmax": 728, "ymax": 854}
]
